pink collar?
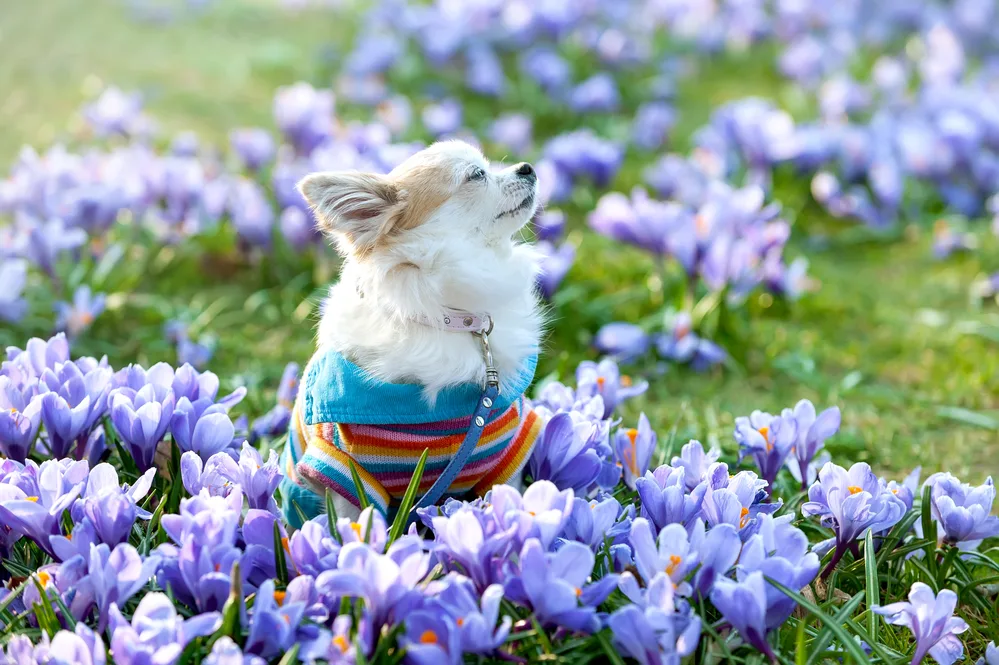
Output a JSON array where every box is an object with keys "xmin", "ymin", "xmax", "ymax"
[{"xmin": 413, "ymin": 307, "xmax": 493, "ymax": 334}]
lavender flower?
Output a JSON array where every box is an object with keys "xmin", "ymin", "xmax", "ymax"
[
  {"xmin": 39, "ymin": 360, "xmax": 113, "ymax": 458},
  {"xmin": 109, "ymin": 593, "xmax": 221, "ymax": 665},
  {"xmin": 54, "ymin": 286, "xmax": 106, "ymax": 338},
  {"xmin": 924, "ymin": 473, "xmax": 999, "ymax": 549},
  {"xmin": 569, "ymin": 73, "xmax": 620, "ymax": 112},
  {"xmin": 735, "ymin": 410, "xmax": 797, "ymax": 488},
  {"xmin": 635, "ymin": 465, "xmax": 707, "ymax": 534},
  {"xmin": 273, "ymin": 82, "xmax": 334, "ymax": 155},
  {"xmin": 630, "ymin": 519, "xmax": 698, "ymax": 595},
  {"xmin": 0, "ymin": 259, "xmax": 28, "ymax": 323},
  {"xmin": 527, "ymin": 413, "xmax": 602, "ymax": 493},
  {"xmin": 109, "ymin": 383, "xmax": 176, "ymax": 472},
  {"xmin": 710, "ymin": 572, "xmax": 777, "ymax": 662},
  {"xmin": 229, "ymin": 128, "xmax": 276, "ymax": 171},
  {"xmin": 504, "ymin": 539, "xmax": 617, "ymax": 634},
  {"xmin": 783, "ymin": 400, "xmax": 841, "ymax": 489},
  {"xmin": 613, "ymin": 414, "xmax": 656, "ymax": 489},
  {"xmin": 436, "ymin": 576, "xmax": 511, "ymax": 654},
  {"xmin": 874, "ymin": 583, "xmax": 969, "ymax": 665},
  {"xmin": 245, "ymin": 579, "xmax": 330, "ymax": 661},
  {"xmin": 576, "ymin": 358, "xmax": 648, "ymax": 417},
  {"xmin": 0, "ymin": 373, "xmax": 42, "ymax": 461},
  {"xmin": 803, "ymin": 462, "xmax": 908, "ymax": 576},
  {"xmin": 592, "ymin": 323, "xmax": 651, "ymax": 363},
  {"xmin": 400, "ymin": 611, "xmax": 461, "ymax": 665}
]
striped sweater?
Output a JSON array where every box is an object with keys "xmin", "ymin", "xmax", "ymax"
[{"xmin": 279, "ymin": 348, "xmax": 541, "ymax": 524}]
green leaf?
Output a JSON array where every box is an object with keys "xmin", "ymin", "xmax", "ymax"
[
  {"xmin": 277, "ymin": 643, "xmax": 301, "ymax": 665},
  {"xmin": 803, "ymin": 590, "xmax": 866, "ymax": 665},
  {"xmin": 291, "ymin": 499, "xmax": 309, "ymax": 529},
  {"xmin": 273, "ymin": 519, "xmax": 289, "ymax": 586},
  {"xmin": 325, "ymin": 489, "xmax": 342, "ymax": 544},
  {"xmin": 217, "ymin": 561, "xmax": 243, "ymax": 640},
  {"xmin": 595, "ymin": 630, "xmax": 627, "ymax": 665},
  {"xmin": 348, "ymin": 460, "xmax": 369, "ymax": 510},
  {"xmin": 936, "ymin": 406, "xmax": 999, "ymax": 430},
  {"xmin": 864, "ymin": 530, "xmax": 880, "ymax": 644},
  {"xmin": 920, "ymin": 485, "xmax": 938, "ymax": 569},
  {"xmin": 388, "ymin": 448, "xmax": 429, "ymax": 544},
  {"xmin": 766, "ymin": 577, "xmax": 870, "ymax": 665}
]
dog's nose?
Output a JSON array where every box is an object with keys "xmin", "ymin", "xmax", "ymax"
[{"xmin": 515, "ymin": 162, "xmax": 536, "ymax": 180}]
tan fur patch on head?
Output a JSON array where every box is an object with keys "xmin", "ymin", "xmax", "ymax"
[{"xmin": 388, "ymin": 160, "xmax": 456, "ymax": 234}]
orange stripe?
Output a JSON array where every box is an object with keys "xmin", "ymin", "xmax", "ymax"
[
  {"xmin": 340, "ymin": 417, "xmax": 519, "ymax": 458},
  {"xmin": 474, "ymin": 409, "xmax": 541, "ymax": 493}
]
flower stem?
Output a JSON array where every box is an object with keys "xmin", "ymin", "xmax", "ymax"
[{"xmin": 820, "ymin": 543, "xmax": 847, "ymax": 581}]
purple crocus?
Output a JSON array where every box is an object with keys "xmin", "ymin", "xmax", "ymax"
[
  {"xmin": 488, "ymin": 113, "xmax": 532, "ymax": 153},
  {"xmin": 569, "ymin": 73, "xmax": 620, "ymax": 113},
  {"xmin": 249, "ymin": 362, "xmax": 299, "ymax": 443},
  {"xmin": 109, "ymin": 593, "xmax": 221, "ymax": 665},
  {"xmin": 802, "ymin": 462, "xmax": 908, "ymax": 577},
  {"xmin": 170, "ymin": 397, "xmax": 236, "ymax": 460},
  {"xmin": 211, "ymin": 442, "xmax": 283, "ymax": 513},
  {"xmin": 489, "ymin": 481, "xmax": 574, "ymax": 550},
  {"xmin": 783, "ymin": 400, "xmax": 841, "ymax": 489},
  {"xmin": 67, "ymin": 542, "xmax": 159, "ymax": 630},
  {"xmin": 614, "ymin": 414, "xmax": 656, "ymax": 489},
  {"xmin": 536, "ymin": 240, "xmax": 575, "ymax": 300},
  {"xmin": 735, "ymin": 411, "xmax": 797, "ymax": 489},
  {"xmin": 205, "ymin": 637, "xmax": 266, "ymax": 665},
  {"xmin": 874, "ymin": 583, "xmax": 969, "ymax": 665},
  {"xmin": 426, "ymin": 503, "xmax": 514, "ymax": 592},
  {"xmin": 688, "ymin": 520, "xmax": 742, "ymax": 597},
  {"xmin": 592, "ymin": 323, "xmax": 651, "ymax": 363},
  {"xmin": 527, "ymin": 413, "xmax": 602, "ymax": 494},
  {"xmin": 671, "ymin": 440, "xmax": 722, "ymax": 491},
  {"xmin": 0, "ymin": 259, "xmax": 28, "ymax": 323},
  {"xmin": 635, "ymin": 465, "xmax": 707, "ymax": 534},
  {"xmin": 422, "ymin": 99, "xmax": 463, "ymax": 137},
  {"xmin": 630, "ymin": 519, "xmax": 698, "ymax": 595},
  {"xmin": 245, "ymin": 579, "xmax": 330, "ymax": 661},
  {"xmin": 109, "ymin": 383, "xmax": 176, "ymax": 472},
  {"xmin": 0, "ymin": 458, "xmax": 87, "ymax": 556},
  {"xmin": 82, "ymin": 87, "xmax": 144, "ymax": 137},
  {"xmin": 576, "ymin": 358, "xmax": 649, "ymax": 417},
  {"xmin": 73, "ymin": 463, "xmax": 155, "ymax": 548},
  {"xmin": 400, "ymin": 611, "xmax": 461, "ymax": 665},
  {"xmin": 609, "ymin": 573, "xmax": 701, "ymax": 665},
  {"xmin": 657, "ymin": 312, "xmax": 727, "ymax": 371},
  {"xmin": 5, "ymin": 333, "xmax": 71, "ymax": 380},
  {"xmin": 561, "ymin": 495, "xmax": 631, "ymax": 555},
  {"xmin": 504, "ymin": 539, "xmax": 617, "ymax": 634},
  {"xmin": 436, "ymin": 576, "xmax": 511, "ymax": 654},
  {"xmin": 0, "ymin": 373, "xmax": 42, "ymax": 461},
  {"xmin": 229, "ymin": 128, "xmax": 276, "ymax": 171},
  {"xmin": 710, "ymin": 572, "xmax": 777, "ymax": 662},
  {"xmin": 273, "ymin": 82, "xmax": 334, "ymax": 155},
  {"xmin": 39, "ymin": 360, "xmax": 113, "ymax": 459},
  {"xmin": 54, "ymin": 286, "xmax": 106, "ymax": 339},
  {"xmin": 924, "ymin": 473, "xmax": 999, "ymax": 549},
  {"xmin": 632, "ymin": 101, "xmax": 676, "ymax": 151},
  {"xmin": 288, "ymin": 516, "xmax": 341, "ymax": 578}
]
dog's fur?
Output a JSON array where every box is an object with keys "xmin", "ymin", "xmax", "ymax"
[{"xmin": 296, "ymin": 140, "xmax": 543, "ymax": 519}]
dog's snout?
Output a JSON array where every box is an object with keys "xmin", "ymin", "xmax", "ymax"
[{"xmin": 515, "ymin": 162, "xmax": 536, "ymax": 181}]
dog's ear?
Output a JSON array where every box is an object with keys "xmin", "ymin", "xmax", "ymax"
[{"xmin": 298, "ymin": 171, "xmax": 406, "ymax": 255}]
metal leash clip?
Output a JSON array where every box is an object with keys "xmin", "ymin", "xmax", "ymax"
[{"xmin": 474, "ymin": 316, "xmax": 499, "ymax": 390}]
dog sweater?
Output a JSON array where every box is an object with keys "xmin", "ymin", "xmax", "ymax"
[{"xmin": 279, "ymin": 348, "xmax": 541, "ymax": 525}]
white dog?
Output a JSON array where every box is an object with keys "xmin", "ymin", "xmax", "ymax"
[{"xmin": 279, "ymin": 140, "xmax": 545, "ymax": 523}]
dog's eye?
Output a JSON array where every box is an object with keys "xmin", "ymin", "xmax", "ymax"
[{"xmin": 466, "ymin": 167, "xmax": 486, "ymax": 183}]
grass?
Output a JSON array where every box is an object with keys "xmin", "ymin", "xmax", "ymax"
[{"xmin": 3, "ymin": 0, "xmax": 999, "ymax": 482}]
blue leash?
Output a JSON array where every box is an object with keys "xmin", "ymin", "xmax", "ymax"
[{"xmin": 411, "ymin": 326, "xmax": 500, "ymax": 517}]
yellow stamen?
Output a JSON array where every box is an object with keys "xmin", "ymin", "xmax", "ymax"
[
  {"xmin": 25, "ymin": 496, "xmax": 39, "ymax": 503},
  {"xmin": 274, "ymin": 590, "xmax": 286, "ymax": 606},
  {"xmin": 574, "ymin": 587, "xmax": 583, "ymax": 597},
  {"xmin": 419, "ymin": 630, "xmax": 438, "ymax": 645},
  {"xmin": 333, "ymin": 636, "xmax": 349, "ymax": 653},
  {"xmin": 456, "ymin": 617, "xmax": 465, "ymax": 627},
  {"xmin": 626, "ymin": 428, "xmax": 638, "ymax": 445},
  {"xmin": 620, "ymin": 375, "xmax": 632, "ymax": 387},
  {"xmin": 848, "ymin": 486, "xmax": 863, "ymax": 495},
  {"xmin": 739, "ymin": 507, "xmax": 750, "ymax": 529},
  {"xmin": 758, "ymin": 426, "xmax": 772, "ymax": 452},
  {"xmin": 596, "ymin": 377, "xmax": 606, "ymax": 390},
  {"xmin": 350, "ymin": 522, "xmax": 362, "ymax": 538},
  {"xmin": 281, "ymin": 536, "xmax": 290, "ymax": 552},
  {"xmin": 665, "ymin": 554, "xmax": 682, "ymax": 576},
  {"xmin": 623, "ymin": 430, "xmax": 640, "ymax": 476},
  {"xmin": 36, "ymin": 571, "xmax": 51, "ymax": 587}
]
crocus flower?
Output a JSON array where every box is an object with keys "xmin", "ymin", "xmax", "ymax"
[
  {"xmin": 874, "ymin": 583, "xmax": 969, "ymax": 665},
  {"xmin": 5, "ymin": 333, "xmax": 71, "ymax": 380},
  {"xmin": 488, "ymin": 113, "xmax": 532, "ymax": 153},
  {"xmin": 802, "ymin": 462, "xmax": 908, "ymax": 576},
  {"xmin": 614, "ymin": 414, "xmax": 656, "ymax": 489},
  {"xmin": 0, "ymin": 258, "xmax": 28, "ymax": 323},
  {"xmin": 735, "ymin": 411, "xmax": 797, "ymax": 489},
  {"xmin": 422, "ymin": 99, "xmax": 463, "ymax": 137},
  {"xmin": 533, "ymin": 210, "xmax": 565, "ymax": 241},
  {"xmin": 109, "ymin": 593, "xmax": 221, "ymax": 665},
  {"xmin": 82, "ymin": 87, "xmax": 144, "ymax": 137},
  {"xmin": 212, "ymin": 441, "xmax": 283, "ymax": 513},
  {"xmin": 630, "ymin": 519, "xmax": 698, "ymax": 595},
  {"xmin": 170, "ymin": 397, "xmax": 236, "ymax": 460},
  {"xmin": 609, "ymin": 573, "xmax": 701, "ymax": 665},
  {"xmin": 0, "ymin": 373, "xmax": 42, "ymax": 461},
  {"xmin": 670, "ymin": 440, "xmax": 722, "ymax": 491},
  {"xmin": 688, "ymin": 520, "xmax": 742, "ymax": 597},
  {"xmin": 179, "ymin": 450, "xmax": 234, "ymax": 498},
  {"xmin": 245, "ymin": 579, "xmax": 331, "ymax": 661},
  {"xmin": 9, "ymin": 624, "xmax": 107, "ymax": 665},
  {"xmin": 527, "ymin": 413, "xmax": 603, "ymax": 493},
  {"xmin": 249, "ymin": 362, "xmax": 299, "ymax": 443},
  {"xmin": 592, "ymin": 323, "xmax": 651, "ymax": 363},
  {"xmin": 536, "ymin": 240, "xmax": 575, "ymax": 300},
  {"xmin": 54, "ymin": 286, "xmax": 106, "ymax": 339},
  {"xmin": 25, "ymin": 217, "xmax": 88, "ymax": 277},
  {"xmin": 273, "ymin": 82, "xmax": 334, "ymax": 155},
  {"xmin": 561, "ymin": 495, "xmax": 631, "ymax": 555},
  {"xmin": 657, "ymin": 312, "xmax": 727, "ymax": 371},
  {"xmin": 576, "ymin": 358, "xmax": 649, "ymax": 417},
  {"xmin": 288, "ymin": 516, "xmax": 341, "ymax": 578},
  {"xmin": 924, "ymin": 473, "xmax": 999, "ymax": 549},
  {"xmin": 39, "ymin": 360, "xmax": 113, "ymax": 459},
  {"xmin": 436, "ymin": 576, "xmax": 511, "ymax": 654},
  {"xmin": 489, "ymin": 481, "xmax": 574, "ymax": 550},
  {"xmin": 400, "ymin": 610, "xmax": 461, "ymax": 665},
  {"xmin": 205, "ymin": 637, "xmax": 266, "ymax": 665},
  {"xmin": 466, "ymin": 45, "xmax": 505, "ymax": 97},
  {"xmin": 73, "ymin": 463, "xmax": 155, "ymax": 548},
  {"xmin": 504, "ymin": 539, "xmax": 617, "ymax": 634},
  {"xmin": 635, "ymin": 465, "xmax": 707, "ymax": 534},
  {"xmin": 426, "ymin": 503, "xmax": 514, "ymax": 592},
  {"xmin": 65, "ymin": 542, "xmax": 159, "ymax": 630},
  {"xmin": 710, "ymin": 572, "xmax": 777, "ymax": 662},
  {"xmin": 632, "ymin": 101, "xmax": 676, "ymax": 151},
  {"xmin": 109, "ymin": 383, "xmax": 176, "ymax": 472},
  {"xmin": 0, "ymin": 458, "xmax": 87, "ymax": 556},
  {"xmin": 229, "ymin": 128, "xmax": 276, "ymax": 171},
  {"xmin": 783, "ymin": 400, "xmax": 841, "ymax": 489},
  {"xmin": 977, "ymin": 642, "xmax": 998, "ymax": 665},
  {"xmin": 701, "ymin": 470, "xmax": 779, "ymax": 538},
  {"xmin": 569, "ymin": 73, "xmax": 620, "ymax": 112}
]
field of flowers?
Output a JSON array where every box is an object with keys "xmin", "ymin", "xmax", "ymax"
[{"xmin": 3, "ymin": 0, "xmax": 999, "ymax": 663}]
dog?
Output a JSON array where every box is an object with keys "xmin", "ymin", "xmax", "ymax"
[{"xmin": 279, "ymin": 140, "xmax": 545, "ymax": 524}]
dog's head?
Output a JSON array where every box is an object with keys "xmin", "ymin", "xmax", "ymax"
[{"xmin": 298, "ymin": 140, "xmax": 538, "ymax": 259}]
